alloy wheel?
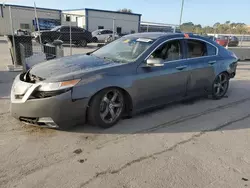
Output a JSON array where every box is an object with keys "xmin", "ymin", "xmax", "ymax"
[
  {"xmin": 99, "ymin": 90, "xmax": 124, "ymax": 124},
  {"xmin": 213, "ymin": 73, "xmax": 229, "ymax": 98}
]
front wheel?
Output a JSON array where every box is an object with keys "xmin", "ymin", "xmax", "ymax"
[
  {"xmin": 88, "ymin": 88, "xmax": 125, "ymax": 128},
  {"xmin": 78, "ymin": 39, "xmax": 87, "ymax": 47},
  {"xmin": 212, "ymin": 72, "xmax": 229, "ymax": 100}
]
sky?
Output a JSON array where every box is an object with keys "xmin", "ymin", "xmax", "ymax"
[{"xmin": 2, "ymin": 0, "xmax": 250, "ymax": 26}]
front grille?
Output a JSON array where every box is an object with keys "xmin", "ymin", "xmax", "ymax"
[
  {"xmin": 15, "ymin": 94, "xmax": 24, "ymax": 99},
  {"xmin": 20, "ymin": 72, "xmax": 44, "ymax": 83},
  {"xmin": 19, "ymin": 117, "xmax": 47, "ymax": 126},
  {"xmin": 19, "ymin": 117, "xmax": 38, "ymax": 124},
  {"xmin": 30, "ymin": 89, "xmax": 70, "ymax": 99}
]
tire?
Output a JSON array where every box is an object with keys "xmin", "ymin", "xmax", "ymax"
[
  {"xmin": 88, "ymin": 88, "xmax": 125, "ymax": 128},
  {"xmin": 212, "ymin": 72, "xmax": 229, "ymax": 100},
  {"xmin": 78, "ymin": 39, "xmax": 87, "ymax": 47},
  {"xmin": 92, "ymin": 37, "xmax": 98, "ymax": 43}
]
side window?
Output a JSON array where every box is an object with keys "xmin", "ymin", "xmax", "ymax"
[
  {"xmin": 72, "ymin": 27, "xmax": 84, "ymax": 32},
  {"xmin": 100, "ymin": 30, "xmax": 107, "ymax": 34},
  {"xmin": 71, "ymin": 27, "xmax": 78, "ymax": 32},
  {"xmin": 106, "ymin": 30, "xmax": 113, "ymax": 34},
  {"xmin": 206, "ymin": 43, "xmax": 217, "ymax": 56},
  {"xmin": 150, "ymin": 40, "xmax": 182, "ymax": 62},
  {"xmin": 60, "ymin": 27, "xmax": 69, "ymax": 32},
  {"xmin": 186, "ymin": 39, "xmax": 207, "ymax": 58}
]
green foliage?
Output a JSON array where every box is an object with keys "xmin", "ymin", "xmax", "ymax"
[
  {"xmin": 117, "ymin": 8, "xmax": 133, "ymax": 13},
  {"xmin": 180, "ymin": 21, "xmax": 249, "ymax": 34}
]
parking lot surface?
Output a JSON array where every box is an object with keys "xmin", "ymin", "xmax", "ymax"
[{"xmin": 1, "ymin": 40, "xmax": 250, "ymax": 188}]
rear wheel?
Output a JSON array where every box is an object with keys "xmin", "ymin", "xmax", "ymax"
[
  {"xmin": 212, "ymin": 72, "xmax": 229, "ymax": 100},
  {"xmin": 78, "ymin": 39, "xmax": 87, "ymax": 47},
  {"xmin": 88, "ymin": 88, "xmax": 124, "ymax": 128}
]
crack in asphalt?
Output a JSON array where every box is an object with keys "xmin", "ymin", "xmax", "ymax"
[
  {"xmin": 95, "ymin": 97, "xmax": 250, "ymax": 150},
  {"xmin": 80, "ymin": 113, "xmax": 250, "ymax": 187},
  {"xmin": 136, "ymin": 97, "xmax": 250, "ymax": 133},
  {"xmin": 1, "ymin": 97, "xmax": 250, "ymax": 186}
]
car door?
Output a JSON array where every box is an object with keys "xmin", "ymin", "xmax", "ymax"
[
  {"xmin": 99, "ymin": 30, "xmax": 108, "ymax": 42},
  {"xmin": 183, "ymin": 39, "xmax": 217, "ymax": 96},
  {"xmin": 60, "ymin": 26, "xmax": 70, "ymax": 43},
  {"xmin": 135, "ymin": 39, "xmax": 190, "ymax": 110},
  {"xmin": 71, "ymin": 27, "xmax": 82, "ymax": 43}
]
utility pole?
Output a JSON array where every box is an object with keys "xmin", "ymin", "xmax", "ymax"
[{"xmin": 179, "ymin": 0, "xmax": 185, "ymax": 26}]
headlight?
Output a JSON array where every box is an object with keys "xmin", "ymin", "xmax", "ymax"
[{"xmin": 38, "ymin": 79, "xmax": 80, "ymax": 91}]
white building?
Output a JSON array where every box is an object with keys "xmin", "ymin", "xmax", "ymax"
[
  {"xmin": 0, "ymin": 4, "xmax": 61, "ymax": 35},
  {"xmin": 62, "ymin": 8, "xmax": 141, "ymax": 34}
]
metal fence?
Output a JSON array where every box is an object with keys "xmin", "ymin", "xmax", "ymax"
[
  {"xmin": 6, "ymin": 5, "xmax": 250, "ymax": 69},
  {"xmin": 6, "ymin": 6, "xmax": 180, "ymax": 67}
]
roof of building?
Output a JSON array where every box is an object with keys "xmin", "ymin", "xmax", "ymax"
[
  {"xmin": 63, "ymin": 8, "xmax": 142, "ymax": 16},
  {"xmin": 0, "ymin": 3, "xmax": 61, "ymax": 12}
]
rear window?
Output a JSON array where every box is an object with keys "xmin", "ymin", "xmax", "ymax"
[
  {"xmin": 218, "ymin": 36, "xmax": 228, "ymax": 40},
  {"xmin": 186, "ymin": 39, "xmax": 207, "ymax": 58},
  {"xmin": 206, "ymin": 43, "xmax": 217, "ymax": 56}
]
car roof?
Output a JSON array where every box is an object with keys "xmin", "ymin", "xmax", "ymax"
[
  {"xmin": 123, "ymin": 32, "xmax": 212, "ymax": 41},
  {"xmin": 123, "ymin": 32, "xmax": 183, "ymax": 39},
  {"xmin": 93, "ymin": 29, "xmax": 112, "ymax": 32}
]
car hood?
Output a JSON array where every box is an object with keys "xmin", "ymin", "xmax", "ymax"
[{"xmin": 29, "ymin": 54, "xmax": 120, "ymax": 82}]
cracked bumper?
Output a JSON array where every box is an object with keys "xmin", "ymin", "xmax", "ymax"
[
  {"xmin": 11, "ymin": 91, "xmax": 88, "ymax": 129},
  {"xmin": 10, "ymin": 75, "xmax": 89, "ymax": 129}
]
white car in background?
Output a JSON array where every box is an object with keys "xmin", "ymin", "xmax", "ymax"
[{"xmin": 92, "ymin": 29, "xmax": 119, "ymax": 43}]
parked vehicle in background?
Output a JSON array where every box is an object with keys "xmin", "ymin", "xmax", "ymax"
[
  {"xmin": 15, "ymin": 29, "xmax": 31, "ymax": 36},
  {"xmin": 228, "ymin": 36, "xmax": 239, "ymax": 47},
  {"xmin": 34, "ymin": 26, "xmax": 92, "ymax": 47},
  {"xmin": 215, "ymin": 35, "xmax": 229, "ymax": 47},
  {"xmin": 207, "ymin": 36, "xmax": 217, "ymax": 41},
  {"xmin": 92, "ymin": 29, "xmax": 119, "ymax": 43},
  {"xmin": 105, "ymin": 34, "xmax": 120, "ymax": 44},
  {"xmin": 10, "ymin": 32, "xmax": 238, "ymax": 130}
]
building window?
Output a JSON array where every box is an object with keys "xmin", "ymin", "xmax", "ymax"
[
  {"xmin": 76, "ymin": 17, "xmax": 78, "ymax": 25},
  {"xmin": 116, "ymin": 27, "xmax": 122, "ymax": 34},
  {"xmin": 20, "ymin": 24, "xmax": 30, "ymax": 29},
  {"xmin": 66, "ymin": 15, "xmax": 71, "ymax": 22},
  {"xmin": 98, "ymin": 26, "xmax": 104, "ymax": 29}
]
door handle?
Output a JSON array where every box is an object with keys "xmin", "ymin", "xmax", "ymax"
[
  {"xmin": 208, "ymin": 60, "xmax": 216, "ymax": 65},
  {"xmin": 176, "ymin": 65, "xmax": 187, "ymax": 70}
]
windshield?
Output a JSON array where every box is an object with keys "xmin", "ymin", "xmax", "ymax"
[
  {"xmin": 92, "ymin": 37, "xmax": 154, "ymax": 63},
  {"xmin": 51, "ymin": 26, "xmax": 61, "ymax": 31}
]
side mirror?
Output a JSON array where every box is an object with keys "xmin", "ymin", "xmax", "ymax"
[
  {"xmin": 146, "ymin": 58, "xmax": 164, "ymax": 67},
  {"xmin": 98, "ymin": 32, "xmax": 101, "ymax": 35}
]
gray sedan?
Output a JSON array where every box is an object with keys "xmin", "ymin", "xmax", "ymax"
[{"xmin": 11, "ymin": 32, "xmax": 238, "ymax": 129}]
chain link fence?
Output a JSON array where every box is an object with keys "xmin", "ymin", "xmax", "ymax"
[
  {"xmin": 6, "ymin": 5, "xmax": 250, "ymax": 70},
  {"xmin": 7, "ymin": 6, "xmax": 60, "ymax": 69}
]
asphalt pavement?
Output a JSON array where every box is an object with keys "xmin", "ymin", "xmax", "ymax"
[{"xmin": 1, "ymin": 40, "xmax": 250, "ymax": 188}]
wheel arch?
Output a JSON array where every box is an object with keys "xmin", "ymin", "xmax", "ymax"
[
  {"xmin": 218, "ymin": 71, "xmax": 230, "ymax": 78},
  {"xmin": 87, "ymin": 86, "xmax": 134, "ymax": 116}
]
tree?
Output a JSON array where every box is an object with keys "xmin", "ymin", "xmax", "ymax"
[
  {"xmin": 180, "ymin": 22, "xmax": 195, "ymax": 33},
  {"xmin": 179, "ymin": 21, "xmax": 249, "ymax": 34},
  {"xmin": 213, "ymin": 22, "xmax": 220, "ymax": 28},
  {"xmin": 118, "ymin": 8, "xmax": 132, "ymax": 13}
]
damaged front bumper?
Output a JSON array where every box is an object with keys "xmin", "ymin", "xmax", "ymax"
[{"xmin": 10, "ymin": 73, "xmax": 88, "ymax": 129}]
